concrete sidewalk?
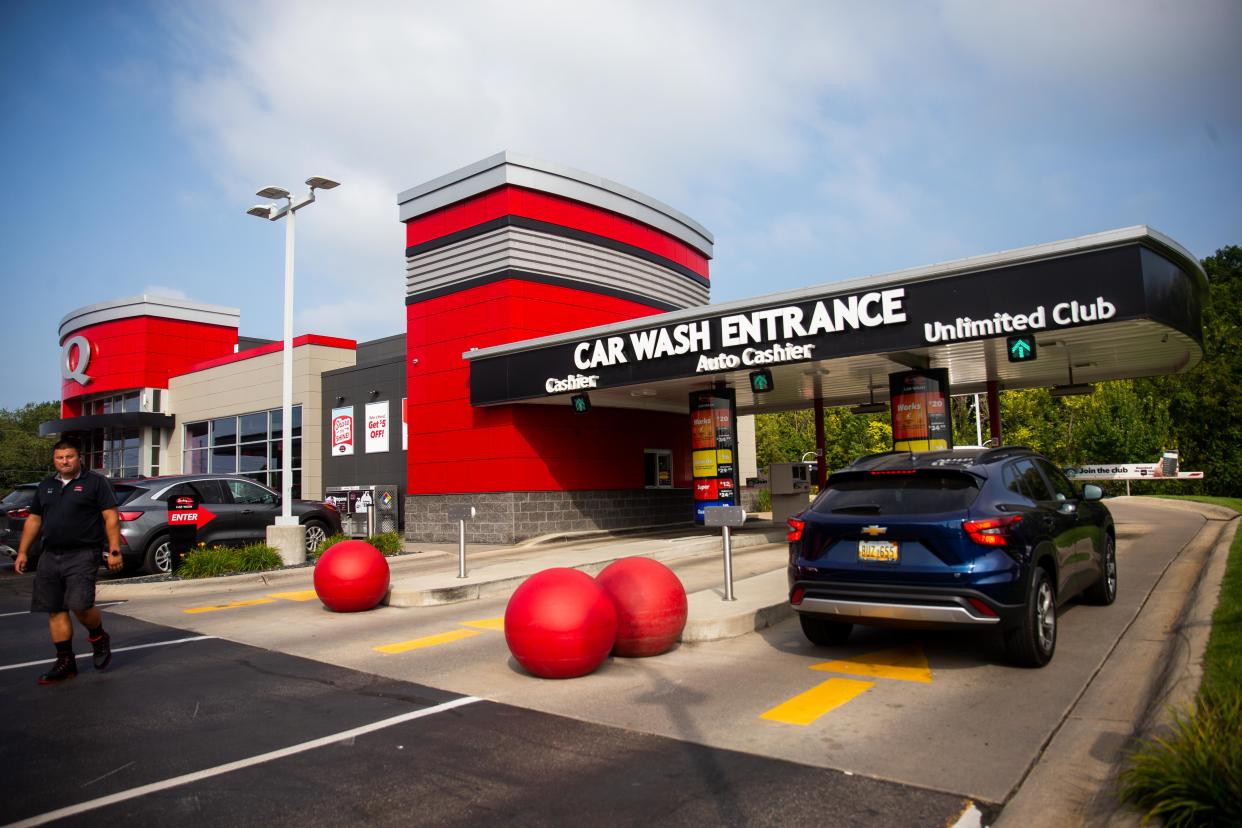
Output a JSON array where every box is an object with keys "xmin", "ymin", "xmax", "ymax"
[{"xmin": 98, "ymin": 523, "xmax": 794, "ymax": 643}]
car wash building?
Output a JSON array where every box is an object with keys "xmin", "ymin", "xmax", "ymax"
[{"xmin": 42, "ymin": 153, "xmax": 1207, "ymax": 545}]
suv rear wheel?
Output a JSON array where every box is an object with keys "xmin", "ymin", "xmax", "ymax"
[
  {"xmin": 1004, "ymin": 567, "xmax": 1056, "ymax": 668},
  {"xmin": 799, "ymin": 615, "xmax": 852, "ymax": 647},
  {"xmin": 144, "ymin": 534, "xmax": 173, "ymax": 575},
  {"xmin": 302, "ymin": 520, "xmax": 328, "ymax": 556}
]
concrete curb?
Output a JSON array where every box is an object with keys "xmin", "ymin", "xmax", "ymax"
[
  {"xmin": 680, "ymin": 568, "xmax": 792, "ymax": 642},
  {"xmin": 994, "ymin": 499, "xmax": 1239, "ymax": 827}
]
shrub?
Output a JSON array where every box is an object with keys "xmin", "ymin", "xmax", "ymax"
[
  {"xmin": 177, "ymin": 543, "xmax": 282, "ymax": 579},
  {"xmin": 312, "ymin": 533, "xmax": 350, "ymax": 560},
  {"xmin": 367, "ymin": 531, "xmax": 403, "ymax": 556},
  {"xmin": 177, "ymin": 546, "xmax": 240, "ymax": 579},
  {"xmin": 235, "ymin": 543, "xmax": 282, "ymax": 572},
  {"xmin": 1120, "ymin": 687, "xmax": 1242, "ymax": 826}
]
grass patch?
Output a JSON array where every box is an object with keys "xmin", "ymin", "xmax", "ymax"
[
  {"xmin": 177, "ymin": 543, "xmax": 282, "ymax": 579},
  {"xmin": 1120, "ymin": 689, "xmax": 1242, "ymax": 826},
  {"xmin": 1120, "ymin": 496, "xmax": 1242, "ymax": 824}
]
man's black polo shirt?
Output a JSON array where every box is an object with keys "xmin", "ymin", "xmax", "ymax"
[{"xmin": 30, "ymin": 471, "xmax": 117, "ymax": 553}]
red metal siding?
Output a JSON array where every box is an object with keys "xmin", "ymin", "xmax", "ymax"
[
  {"xmin": 61, "ymin": 317, "xmax": 238, "ymax": 402},
  {"xmin": 406, "ymin": 278, "xmax": 691, "ymax": 494}
]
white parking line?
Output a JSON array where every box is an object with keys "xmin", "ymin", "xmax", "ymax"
[
  {"xmin": 0, "ymin": 601, "xmax": 125, "ymax": 619},
  {"xmin": 0, "ymin": 635, "xmax": 217, "ymax": 672},
  {"xmin": 5, "ymin": 695, "xmax": 482, "ymax": 827}
]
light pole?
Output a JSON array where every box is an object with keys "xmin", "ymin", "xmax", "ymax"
[{"xmin": 247, "ymin": 176, "xmax": 339, "ymax": 538}]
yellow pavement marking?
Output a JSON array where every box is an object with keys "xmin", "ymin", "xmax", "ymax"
[
  {"xmin": 267, "ymin": 590, "xmax": 320, "ymax": 602},
  {"xmin": 183, "ymin": 598, "xmax": 276, "ymax": 614},
  {"xmin": 810, "ymin": 645, "xmax": 933, "ymax": 683},
  {"xmin": 460, "ymin": 618, "xmax": 505, "ymax": 631},
  {"xmin": 760, "ymin": 678, "xmax": 875, "ymax": 725},
  {"xmin": 373, "ymin": 629, "xmax": 482, "ymax": 654}
]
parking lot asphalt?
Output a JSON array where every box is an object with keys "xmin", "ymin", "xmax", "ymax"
[
  {"xmin": 3, "ymin": 497, "xmax": 1236, "ymax": 826},
  {"xmin": 0, "ymin": 580, "xmax": 977, "ymax": 827}
]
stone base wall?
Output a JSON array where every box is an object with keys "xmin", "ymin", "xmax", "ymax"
[{"xmin": 404, "ymin": 489, "xmax": 695, "ymax": 544}]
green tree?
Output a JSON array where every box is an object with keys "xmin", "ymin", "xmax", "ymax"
[
  {"xmin": 1069, "ymin": 380, "xmax": 1172, "ymax": 465},
  {"xmin": 1136, "ymin": 245, "xmax": 1242, "ymax": 496},
  {"xmin": 0, "ymin": 401, "xmax": 59, "ymax": 493},
  {"xmin": 755, "ymin": 408, "xmax": 889, "ymax": 473}
]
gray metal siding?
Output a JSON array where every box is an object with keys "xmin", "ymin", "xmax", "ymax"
[{"xmin": 405, "ymin": 226, "xmax": 709, "ymax": 309}]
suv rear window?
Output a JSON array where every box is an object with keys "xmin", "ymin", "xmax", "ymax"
[
  {"xmin": 1, "ymin": 488, "xmax": 35, "ymax": 509},
  {"xmin": 811, "ymin": 471, "xmax": 981, "ymax": 516},
  {"xmin": 110, "ymin": 485, "xmax": 141, "ymax": 506}
]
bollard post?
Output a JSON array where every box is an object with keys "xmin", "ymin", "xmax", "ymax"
[
  {"xmin": 722, "ymin": 524, "xmax": 735, "ymax": 601},
  {"xmin": 703, "ymin": 505, "xmax": 746, "ymax": 602},
  {"xmin": 447, "ymin": 504, "xmax": 476, "ymax": 579}
]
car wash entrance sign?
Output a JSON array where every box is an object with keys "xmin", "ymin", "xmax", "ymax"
[{"xmin": 467, "ymin": 240, "xmax": 1203, "ymax": 405}]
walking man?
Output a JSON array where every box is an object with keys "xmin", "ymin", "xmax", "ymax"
[{"xmin": 15, "ymin": 438, "xmax": 123, "ymax": 684}]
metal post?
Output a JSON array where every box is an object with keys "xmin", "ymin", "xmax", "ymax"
[
  {"xmin": 722, "ymin": 525, "xmax": 735, "ymax": 601},
  {"xmin": 457, "ymin": 520, "xmax": 467, "ymax": 578},
  {"xmin": 973, "ymin": 393, "xmax": 983, "ymax": 446},
  {"xmin": 813, "ymin": 395, "xmax": 827, "ymax": 488},
  {"xmin": 1126, "ymin": 480, "xmax": 1131, "ymax": 497},
  {"xmin": 986, "ymin": 380, "xmax": 1002, "ymax": 445},
  {"xmin": 277, "ymin": 207, "xmax": 296, "ymax": 524}
]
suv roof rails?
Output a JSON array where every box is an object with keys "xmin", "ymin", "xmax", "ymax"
[{"xmin": 976, "ymin": 445, "xmax": 1037, "ymax": 464}]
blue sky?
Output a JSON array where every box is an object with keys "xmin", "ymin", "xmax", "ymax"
[{"xmin": 1, "ymin": 0, "xmax": 1239, "ymax": 410}]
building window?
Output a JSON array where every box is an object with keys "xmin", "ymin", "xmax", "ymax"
[
  {"xmin": 82, "ymin": 427, "xmax": 140, "ymax": 478},
  {"xmin": 183, "ymin": 406, "xmax": 302, "ymax": 497},
  {"xmin": 644, "ymin": 449, "xmax": 673, "ymax": 489},
  {"xmin": 86, "ymin": 391, "xmax": 140, "ymax": 415}
]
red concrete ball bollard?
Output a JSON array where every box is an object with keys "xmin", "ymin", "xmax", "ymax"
[
  {"xmin": 313, "ymin": 540, "xmax": 390, "ymax": 612},
  {"xmin": 504, "ymin": 568, "xmax": 618, "ymax": 679},
  {"xmin": 595, "ymin": 557, "xmax": 687, "ymax": 657}
]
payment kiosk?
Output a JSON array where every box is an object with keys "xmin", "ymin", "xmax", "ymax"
[{"xmin": 769, "ymin": 462, "xmax": 814, "ymax": 526}]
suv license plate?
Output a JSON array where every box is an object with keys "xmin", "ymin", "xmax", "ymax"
[{"xmin": 858, "ymin": 539, "xmax": 899, "ymax": 563}]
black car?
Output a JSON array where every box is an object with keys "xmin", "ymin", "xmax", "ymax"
[
  {"xmin": 787, "ymin": 446, "xmax": 1116, "ymax": 667},
  {"xmin": 1, "ymin": 484, "xmax": 40, "ymax": 569},
  {"xmin": 112, "ymin": 474, "xmax": 342, "ymax": 574}
]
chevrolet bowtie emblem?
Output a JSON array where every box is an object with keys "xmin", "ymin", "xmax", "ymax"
[{"xmin": 861, "ymin": 525, "xmax": 887, "ymax": 536}]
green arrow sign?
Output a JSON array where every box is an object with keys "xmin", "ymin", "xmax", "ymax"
[{"xmin": 1007, "ymin": 335, "xmax": 1037, "ymax": 363}]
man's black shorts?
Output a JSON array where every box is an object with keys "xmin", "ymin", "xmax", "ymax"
[{"xmin": 31, "ymin": 550, "xmax": 99, "ymax": 613}]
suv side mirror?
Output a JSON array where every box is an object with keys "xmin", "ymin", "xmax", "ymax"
[{"xmin": 1082, "ymin": 484, "xmax": 1103, "ymax": 502}]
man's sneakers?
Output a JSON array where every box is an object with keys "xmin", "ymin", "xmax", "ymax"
[
  {"xmin": 37, "ymin": 654, "xmax": 78, "ymax": 685},
  {"xmin": 90, "ymin": 631, "xmax": 112, "ymax": 671}
]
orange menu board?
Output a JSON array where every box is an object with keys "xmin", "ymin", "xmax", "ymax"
[
  {"xmin": 888, "ymin": 369, "xmax": 952, "ymax": 451},
  {"xmin": 689, "ymin": 388, "xmax": 738, "ymax": 523}
]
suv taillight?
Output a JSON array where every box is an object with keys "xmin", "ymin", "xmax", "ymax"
[
  {"xmin": 787, "ymin": 517, "xmax": 806, "ymax": 543},
  {"xmin": 962, "ymin": 514, "xmax": 1023, "ymax": 547},
  {"xmin": 118, "ymin": 511, "xmax": 144, "ymax": 522},
  {"xmin": 6, "ymin": 508, "xmax": 30, "ymax": 519}
]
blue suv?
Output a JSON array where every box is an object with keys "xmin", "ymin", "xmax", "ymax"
[{"xmin": 787, "ymin": 447, "xmax": 1116, "ymax": 667}]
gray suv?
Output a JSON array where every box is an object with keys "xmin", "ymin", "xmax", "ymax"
[{"xmin": 112, "ymin": 474, "xmax": 342, "ymax": 574}]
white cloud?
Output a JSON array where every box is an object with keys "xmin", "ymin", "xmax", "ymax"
[
  {"xmin": 156, "ymin": 0, "xmax": 1241, "ymax": 339},
  {"xmin": 140, "ymin": 285, "xmax": 189, "ymax": 300}
]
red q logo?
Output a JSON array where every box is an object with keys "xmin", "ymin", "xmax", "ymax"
[{"xmin": 62, "ymin": 335, "xmax": 93, "ymax": 385}]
